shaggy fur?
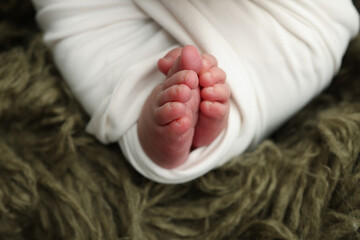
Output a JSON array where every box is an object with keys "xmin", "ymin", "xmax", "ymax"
[{"xmin": 0, "ymin": 1, "xmax": 360, "ymax": 239}]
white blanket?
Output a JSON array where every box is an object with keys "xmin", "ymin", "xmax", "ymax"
[{"xmin": 32, "ymin": 0, "xmax": 359, "ymax": 183}]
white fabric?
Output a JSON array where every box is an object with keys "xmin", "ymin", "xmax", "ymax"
[{"xmin": 32, "ymin": 0, "xmax": 359, "ymax": 183}]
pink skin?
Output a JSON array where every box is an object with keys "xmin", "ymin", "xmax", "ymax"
[
  {"xmin": 194, "ymin": 54, "xmax": 230, "ymax": 147},
  {"xmin": 138, "ymin": 45, "xmax": 230, "ymax": 169}
]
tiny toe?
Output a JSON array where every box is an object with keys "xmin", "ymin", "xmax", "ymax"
[
  {"xmin": 165, "ymin": 47, "xmax": 183, "ymax": 60},
  {"xmin": 200, "ymin": 101, "xmax": 228, "ymax": 119},
  {"xmin": 162, "ymin": 70, "xmax": 199, "ymax": 90},
  {"xmin": 199, "ymin": 67, "xmax": 226, "ymax": 87},
  {"xmin": 158, "ymin": 47, "xmax": 183, "ymax": 75},
  {"xmin": 155, "ymin": 102, "xmax": 186, "ymax": 125},
  {"xmin": 201, "ymin": 84, "xmax": 231, "ymax": 102},
  {"xmin": 157, "ymin": 84, "xmax": 192, "ymax": 106}
]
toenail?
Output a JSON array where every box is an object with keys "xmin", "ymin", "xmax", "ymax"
[
  {"xmin": 202, "ymin": 72, "xmax": 212, "ymax": 84},
  {"xmin": 169, "ymin": 102, "xmax": 176, "ymax": 109},
  {"xmin": 206, "ymin": 87, "xmax": 214, "ymax": 93},
  {"xmin": 184, "ymin": 71, "xmax": 189, "ymax": 80},
  {"xmin": 184, "ymin": 71, "xmax": 194, "ymax": 81},
  {"xmin": 203, "ymin": 58, "xmax": 208, "ymax": 67},
  {"xmin": 163, "ymin": 56, "xmax": 172, "ymax": 63},
  {"xmin": 175, "ymin": 85, "xmax": 182, "ymax": 94}
]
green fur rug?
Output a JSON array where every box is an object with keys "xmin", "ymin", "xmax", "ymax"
[{"xmin": 1, "ymin": 1, "xmax": 360, "ymax": 239}]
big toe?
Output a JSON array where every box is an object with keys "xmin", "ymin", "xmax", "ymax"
[
  {"xmin": 168, "ymin": 45, "xmax": 202, "ymax": 76},
  {"xmin": 181, "ymin": 45, "xmax": 202, "ymax": 73}
]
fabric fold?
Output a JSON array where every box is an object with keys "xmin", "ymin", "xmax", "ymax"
[{"xmin": 33, "ymin": 0, "xmax": 359, "ymax": 183}]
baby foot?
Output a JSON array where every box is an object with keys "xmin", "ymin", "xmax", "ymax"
[
  {"xmin": 192, "ymin": 54, "xmax": 230, "ymax": 148},
  {"xmin": 137, "ymin": 46, "xmax": 202, "ymax": 169}
]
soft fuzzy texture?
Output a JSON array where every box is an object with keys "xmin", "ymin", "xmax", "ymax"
[{"xmin": 0, "ymin": 1, "xmax": 360, "ymax": 239}]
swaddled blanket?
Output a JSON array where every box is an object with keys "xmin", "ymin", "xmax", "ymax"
[{"xmin": 32, "ymin": 0, "xmax": 359, "ymax": 183}]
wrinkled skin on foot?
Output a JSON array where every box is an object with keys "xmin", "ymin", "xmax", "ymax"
[{"xmin": 138, "ymin": 45, "xmax": 230, "ymax": 169}]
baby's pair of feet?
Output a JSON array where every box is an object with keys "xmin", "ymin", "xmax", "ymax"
[{"xmin": 138, "ymin": 46, "xmax": 230, "ymax": 169}]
